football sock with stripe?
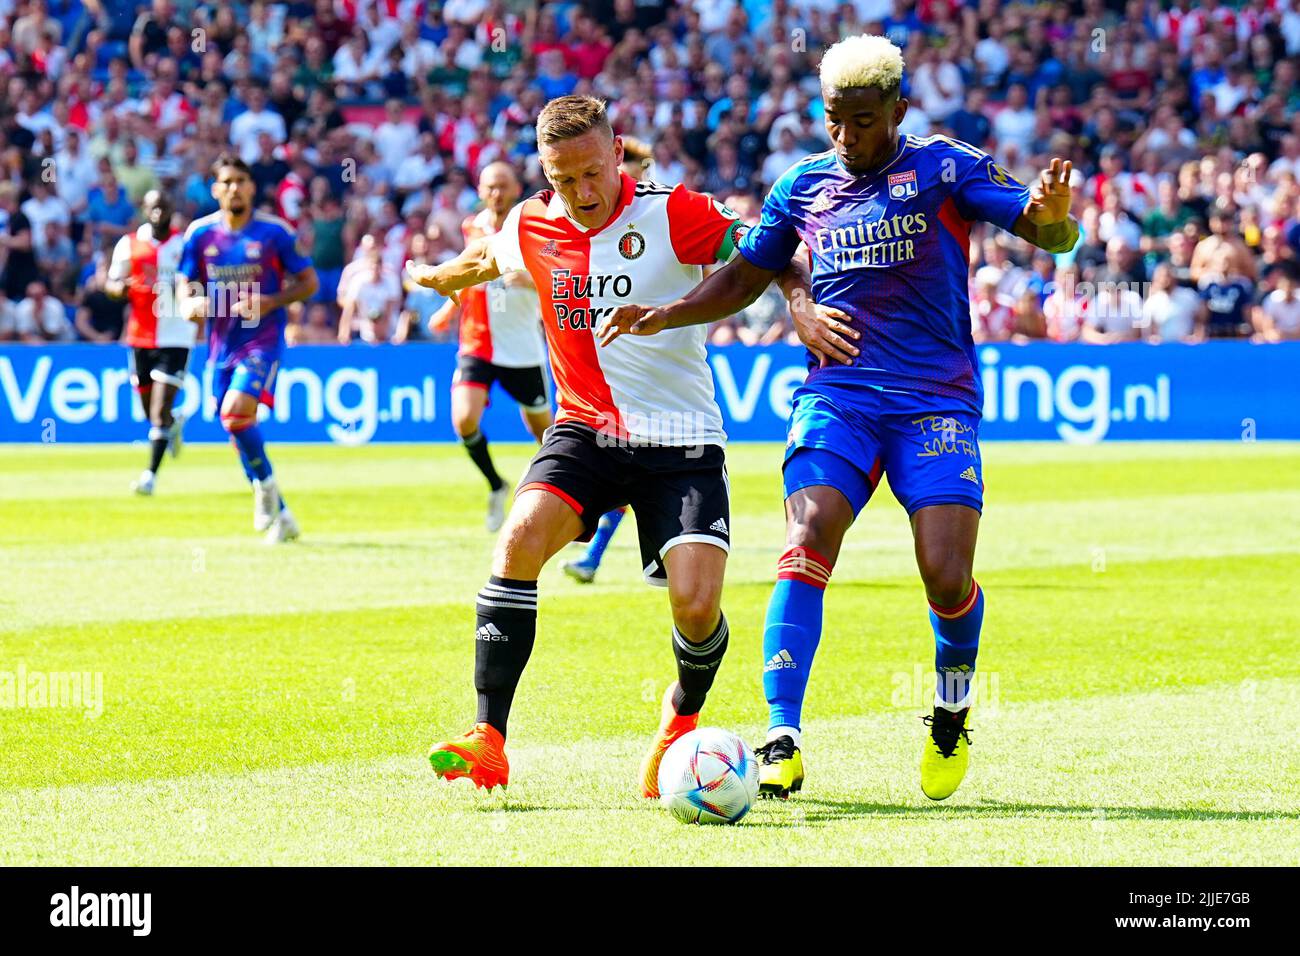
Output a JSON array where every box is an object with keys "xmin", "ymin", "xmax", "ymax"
[
  {"xmin": 763, "ymin": 546, "xmax": 833, "ymax": 736},
  {"xmin": 929, "ymin": 580, "xmax": 983, "ymax": 711},
  {"xmin": 584, "ymin": 508, "xmax": 625, "ymax": 565},
  {"xmin": 147, "ymin": 426, "xmax": 168, "ymax": 474},
  {"xmin": 230, "ymin": 424, "xmax": 273, "ymax": 481},
  {"xmin": 462, "ymin": 430, "xmax": 504, "ymax": 492},
  {"xmin": 671, "ymin": 613, "xmax": 729, "ymax": 716},
  {"xmin": 474, "ymin": 576, "xmax": 538, "ymax": 738}
]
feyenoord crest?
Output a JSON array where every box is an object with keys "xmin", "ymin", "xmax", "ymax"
[
  {"xmin": 888, "ymin": 169, "xmax": 918, "ymax": 200},
  {"xmin": 618, "ymin": 227, "xmax": 645, "ymax": 260},
  {"xmin": 245, "ymin": 241, "xmax": 262, "ymax": 259}
]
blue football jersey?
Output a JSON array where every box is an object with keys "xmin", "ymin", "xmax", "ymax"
[
  {"xmin": 739, "ymin": 134, "xmax": 1032, "ymax": 408},
  {"xmin": 178, "ymin": 212, "xmax": 312, "ymax": 368}
]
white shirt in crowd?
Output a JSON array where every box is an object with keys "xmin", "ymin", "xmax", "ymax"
[
  {"xmin": 343, "ymin": 269, "xmax": 403, "ymax": 342},
  {"xmin": 1142, "ymin": 286, "xmax": 1201, "ymax": 341},
  {"xmin": 911, "ymin": 60, "xmax": 965, "ymax": 123},
  {"xmin": 1260, "ymin": 288, "xmax": 1300, "ymax": 337},
  {"xmin": 6, "ymin": 296, "xmax": 72, "ymax": 340},
  {"xmin": 20, "ymin": 194, "xmax": 71, "ymax": 253},
  {"xmin": 372, "ymin": 120, "xmax": 420, "ymax": 178},
  {"xmin": 761, "ymin": 147, "xmax": 804, "ymax": 188},
  {"xmin": 993, "ymin": 104, "xmax": 1036, "ymax": 155},
  {"xmin": 229, "ymin": 107, "xmax": 287, "ymax": 164}
]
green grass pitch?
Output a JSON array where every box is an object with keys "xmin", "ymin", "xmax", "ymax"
[{"xmin": 1, "ymin": 440, "xmax": 1297, "ymax": 865}]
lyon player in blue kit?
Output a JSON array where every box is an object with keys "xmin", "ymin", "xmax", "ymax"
[
  {"xmin": 600, "ymin": 35, "xmax": 1079, "ymax": 800},
  {"xmin": 178, "ymin": 155, "xmax": 319, "ymax": 542}
]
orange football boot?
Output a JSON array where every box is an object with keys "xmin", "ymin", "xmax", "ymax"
[
  {"xmin": 428, "ymin": 722, "xmax": 510, "ymax": 790},
  {"xmin": 638, "ymin": 682, "xmax": 700, "ymax": 798}
]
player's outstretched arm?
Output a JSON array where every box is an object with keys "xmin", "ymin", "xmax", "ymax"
[
  {"xmin": 405, "ymin": 236, "xmax": 501, "ymax": 301},
  {"xmin": 176, "ymin": 274, "xmax": 208, "ymax": 324},
  {"xmin": 597, "ymin": 254, "xmax": 783, "ymax": 345},
  {"xmin": 1012, "ymin": 158, "xmax": 1080, "ymax": 254}
]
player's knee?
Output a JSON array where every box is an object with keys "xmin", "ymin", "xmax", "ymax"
[
  {"xmin": 786, "ymin": 519, "xmax": 844, "ymax": 567},
  {"xmin": 492, "ymin": 515, "xmax": 549, "ymax": 578},
  {"xmin": 669, "ymin": 590, "xmax": 722, "ymax": 642},
  {"xmin": 452, "ymin": 411, "xmax": 479, "ymax": 439},
  {"xmin": 919, "ymin": 560, "xmax": 972, "ymax": 609},
  {"xmin": 220, "ymin": 412, "xmax": 255, "ymax": 434}
]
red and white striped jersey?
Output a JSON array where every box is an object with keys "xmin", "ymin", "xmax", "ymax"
[
  {"xmin": 109, "ymin": 225, "xmax": 196, "ymax": 349},
  {"xmin": 458, "ymin": 209, "xmax": 545, "ymax": 369},
  {"xmin": 490, "ymin": 174, "xmax": 744, "ymax": 446}
]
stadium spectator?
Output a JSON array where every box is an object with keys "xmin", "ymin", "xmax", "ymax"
[
  {"xmin": 1142, "ymin": 261, "xmax": 1206, "ymax": 343},
  {"xmin": 4, "ymin": 280, "xmax": 71, "ymax": 343},
  {"xmin": 74, "ymin": 255, "xmax": 127, "ymax": 344},
  {"xmin": 0, "ymin": 0, "xmax": 1297, "ymax": 350},
  {"xmin": 339, "ymin": 249, "xmax": 406, "ymax": 345}
]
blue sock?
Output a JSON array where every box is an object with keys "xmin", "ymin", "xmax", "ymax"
[
  {"xmin": 583, "ymin": 508, "xmax": 625, "ymax": 566},
  {"xmin": 930, "ymin": 581, "xmax": 983, "ymax": 710},
  {"xmin": 230, "ymin": 424, "xmax": 273, "ymax": 481},
  {"xmin": 763, "ymin": 546, "xmax": 833, "ymax": 735},
  {"xmin": 233, "ymin": 439, "xmax": 257, "ymax": 484}
]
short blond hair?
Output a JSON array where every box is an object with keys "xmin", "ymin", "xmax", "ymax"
[
  {"xmin": 537, "ymin": 95, "xmax": 613, "ymax": 146},
  {"xmin": 820, "ymin": 34, "xmax": 904, "ymax": 96}
]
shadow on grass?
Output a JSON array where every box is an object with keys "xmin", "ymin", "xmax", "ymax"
[{"xmin": 742, "ymin": 797, "xmax": 1300, "ymax": 827}]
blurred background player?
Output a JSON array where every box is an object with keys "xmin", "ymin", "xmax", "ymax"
[
  {"xmin": 106, "ymin": 189, "xmax": 193, "ymax": 496},
  {"xmin": 178, "ymin": 154, "xmax": 318, "ymax": 544},
  {"xmin": 559, "ymin": 137, "xmax": 654, "ymax": 583},
  {"xmin": 427, "ymin": 161, "xmax": 550, "ymax": 532}
]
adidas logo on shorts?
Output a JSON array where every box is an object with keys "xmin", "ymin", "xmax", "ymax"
[
  {"xmin": 959, "ymin": 466, "xmax": 979, "ymax": 484},
  {"xmin": 476, "ymin": 623, "xmax": 509, "ymax": 642},
  {"xmin": 709, "ymin": 517, "xmax": 728, "ymax": 535},
  {"xmin": 764, "ymin": 649, "xmax": 797, "ymax": 672}
]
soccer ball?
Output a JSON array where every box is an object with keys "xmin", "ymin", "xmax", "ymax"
[{"xmin": 657, "ymin": 727, "xmax": 760, "ymax": 825}]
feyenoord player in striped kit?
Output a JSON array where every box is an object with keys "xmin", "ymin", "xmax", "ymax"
[
  {"xmin": 429, "ymin": 162, "xmax": 551, "ymax": 532},
  {"xmin": 559, "ymin": 136, "xmax": 656, "ymax": 584},
  {"xmin": 106, "ymin": 190, "xmax": 194, "ymax": 495},
  {"xmin": 408, "ymin": 96, "xmax": 812, "ymax": 792}
]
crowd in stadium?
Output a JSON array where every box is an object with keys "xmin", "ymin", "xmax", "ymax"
[{"xmin": 1, "ymin": 0, "xmax": 1299, "ymax": 348}]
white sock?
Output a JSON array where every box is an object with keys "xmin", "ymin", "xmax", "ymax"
[
  {"xmin": 767, "ymin": 725, "xmax": 801, "ymax": 748},
  {"xmin": 935, "ymin": 684, "xmax": 974, "ymax": 712}
]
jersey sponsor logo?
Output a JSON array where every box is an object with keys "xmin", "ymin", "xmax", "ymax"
[
  {"xmin": 709, "ymin": 516, "xmax": 728, "ymax": 535},
  {"xmin": 960, "ymin": 465, "xmax": 979, "ymax": 483},
  {"xmin": 204, "ymin": 244, "xmax": 219, "ymax": 257},
  {"xmin": 987, "ymin": 162, "xmax": 1022, "ymax": 189},
  {"xmin": 549, "ymin": 268, "xmax": 634, "ymax": 330},
  {"xmin": 618, "ymin": 227, "xmax": 645, "ymax": 260},
  {"xmin": 888, "ymin": 169, "xmax": 918, "ymax": 200},
  {"xmin": 813, "ymin": 211, "xmax": 929, "ymax": 270}
]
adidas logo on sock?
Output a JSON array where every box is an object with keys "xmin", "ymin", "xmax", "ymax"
[
  {"xmin": 959, "ymin": 466, "xmax": 979, "ymax": 483},
  {"xmin": 709, "ymin": 517, "xmax": 728, "ymax": 534},
  {"xmin": 476, "ymin": 623, "xmax": 509, "ymax": 642},
  {"xmin": 764, "ymin": 648, "xmax": 797, "ymax": 672}
]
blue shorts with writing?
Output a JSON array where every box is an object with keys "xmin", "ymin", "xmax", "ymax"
[
  {"xmin": 782, "ymin": 376, "xmax": 983, "ymax": 517},
  {"xmin": 214, "ymin": 349, "xmax": 280, "ymax": 410}
]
